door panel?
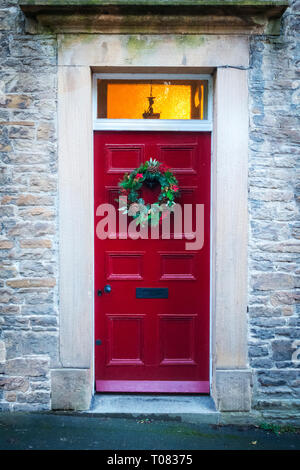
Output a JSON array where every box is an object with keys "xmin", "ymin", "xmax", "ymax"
[{"xmin": 94, "ymin": 132, "xmax": 211, "ymax": 393}]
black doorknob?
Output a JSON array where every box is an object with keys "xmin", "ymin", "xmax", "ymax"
[{"xmin": 104, "ymin": 284, "xmax": 111, "ymax": 293}]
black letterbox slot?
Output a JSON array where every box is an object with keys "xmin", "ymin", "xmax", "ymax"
[{"xmin": 136, "ymin": 288, "xmax": 168, "ymax": 299}]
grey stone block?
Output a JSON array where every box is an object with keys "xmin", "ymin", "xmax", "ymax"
[
  {"xmin": 249, "ymin": 345, "xmax": 269, "ymax": 357},
  {"xmin": 51, "ymin": 368, "xmax": 92, "ymax": 411},
  {"xmin": 5, "ymin": 357, "xmax": 49, "ymax": 377},
  {"xmin": 215, "ymin": 369, "xmax": 252, "ymax": 412},
  {"xmin": 0, "ymin": 340, "xmax": 6, "ymax": 362},
  {"xmin": 272, "ymin": 340, "xmax": 293, "ymax": 361}
]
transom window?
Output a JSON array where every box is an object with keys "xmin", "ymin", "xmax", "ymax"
[{"xmin": 93, "ymin": 74, "xmax": 212, "ymax": 131}]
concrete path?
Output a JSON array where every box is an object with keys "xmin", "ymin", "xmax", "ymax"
[{"xmin": 0, "ymin": 412, "xmax": 299, "ymax": 450}]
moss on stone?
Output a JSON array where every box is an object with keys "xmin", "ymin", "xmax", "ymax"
[
  {"xmin": 174, "ymin": 35, "xmax": 206, "ymax": 48},
  {"xmin": 126, "ymin": 35, "xmax": 149, "ymax": 53}
]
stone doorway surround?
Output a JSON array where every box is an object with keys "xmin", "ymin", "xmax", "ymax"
[
  {"xmin": 19, "ymin": 1, "xmax": 288, "ymax": 413},
  {"xmin": 54, "ymin": 36, "xmax": 251, "ymax": 412}
]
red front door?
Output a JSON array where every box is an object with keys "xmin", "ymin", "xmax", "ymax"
[{"xmin": 94, "ymin": 131, "xmax": 211, "ymax": 393}]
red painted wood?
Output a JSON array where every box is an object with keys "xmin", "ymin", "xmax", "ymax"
[
  {"xmin": 94, "ymin": 132, "xmax": 211, "ymax": 393},
  {"xmin": 96, "ymin": 380, "xmax": 210, "ymax": 393}
]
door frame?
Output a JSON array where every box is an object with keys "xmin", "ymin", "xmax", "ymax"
[
  {"xmin": 54, "ymin": 34, "xmax": 252, "ymax": 412},
  {"xmin": 93, "ymin": 73, "xmax": 213, "ymax": 393},
  {"xmin": 93, "ymin": 129, "xmax": 211, "ymax": 393}
]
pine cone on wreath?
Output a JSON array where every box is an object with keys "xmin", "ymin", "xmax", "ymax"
[{"xmin": 147, "ymin": 158, "xmax": 160, "ymax": 174}]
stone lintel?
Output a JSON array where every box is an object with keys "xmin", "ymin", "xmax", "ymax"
[
  {"xmin": 215, "ymin": 369, "xmax": 253, "ymax": 412},
  {"xmin": 19, "ymin": 1, "xmax": 288, "ymax": 35},
  {"xmin": 51, "ymin": 368, "xmax": 92, "ymax": 410}
]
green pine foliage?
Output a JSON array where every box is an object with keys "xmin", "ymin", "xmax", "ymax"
[{"xmin": 117, "ymin": 159, "xmax": 180, "ymax": 226}]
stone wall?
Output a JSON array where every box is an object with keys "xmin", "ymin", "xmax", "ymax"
[
  {"xmin": 0, "ymin": 0, "xmax": 299, "ymax": 418},
  {"xmin": 0, "ymin": 0, "xmax": 58, "ymax": 410},
  {"xmin": 248, "ymin": 0, "xmax": 300, "ymax": 422}
]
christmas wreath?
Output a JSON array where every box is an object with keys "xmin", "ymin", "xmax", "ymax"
[{"xmin": 118, "ymin": 158, "xmax": 180, "ymax": 226}]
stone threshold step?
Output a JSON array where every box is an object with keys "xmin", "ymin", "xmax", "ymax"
[{"xmin": 82, "ymin": 394, "xmax": 220, "ymax": 424}]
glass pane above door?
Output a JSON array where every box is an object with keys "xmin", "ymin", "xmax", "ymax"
[{"xmin": 97, "ymin": 79, "xmax": 209, "ymax": 120}]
